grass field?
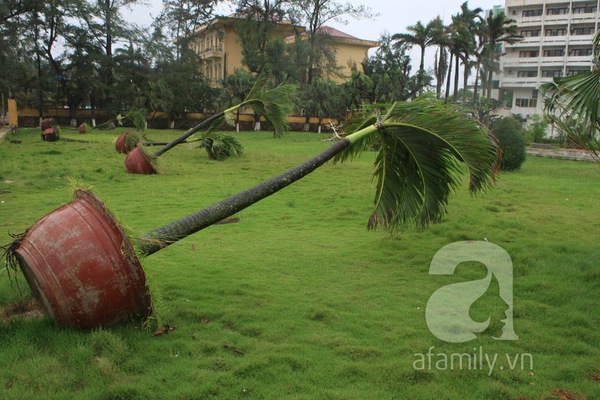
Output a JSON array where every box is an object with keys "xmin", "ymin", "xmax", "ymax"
[{"xmin": 0, "ymin": 127, "xmax": 599, "ymax": 399}]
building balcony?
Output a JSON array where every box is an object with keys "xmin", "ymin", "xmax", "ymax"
[
  {"xmin": 539, "ymin": 36, "xmax": 569, "ymax": 44},
  {"xmin": 500, "ymin": 76, "xmax": 555, "ymax": 89},
  {"xmin": 567, "ymin": 56, "xmax": 595, "ymax": 65},
  {"xmin": 207, "ymin": 78, "xmax": 223, "ymax": 88},
  {"xmin": 570, "ymin": 15, "xmax": 600, "ymax": 24},
  {"xmin": 201, "ymin": 47, "xmax": 224, "ymax": 60},
  {"xmin": 503, "ymin": 56, "xmax": 567, "ymax": 65},
  {"xmin": 513, "ymin": 16, "xmax": 544, "ymax": 25},
  {"xmin": 567, "ymin": 34, "xmax": 595, "ymax": 44},
  {"xmin": 518, "ymin": 36, "xmax": 546, "ymax": 45},
  {"xmin": 544, "ymin": 15, "xmax": 571, "ymax": 23}
]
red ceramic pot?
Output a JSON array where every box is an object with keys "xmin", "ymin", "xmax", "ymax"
[
  {"xmin": 14, "ymin": 189, "xmax": 152, "ymax": 329},
  {"xmin": 124, "ymin": 145, "xmax": 157, "ymax": 175},
  {"xmin": 115, "ymin": 130, "xmax": 133, "ymax": 153},
  {"xmin": 78, "ymin": 123, "xmax": 86, "ymax": 134}
]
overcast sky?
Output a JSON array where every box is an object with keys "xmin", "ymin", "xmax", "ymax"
[
  {"xmin": 125, "ymin": 0, "xmax": 503, "ymax": 41},
  {"xmin": 124, "ymin": 0, "xmax": 503, "ymax": 73}
]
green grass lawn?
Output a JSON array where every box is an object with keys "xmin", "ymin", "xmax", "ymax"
[{"xmin": 1, "ymin": 127, "xmax": 599, "ymax": 399}]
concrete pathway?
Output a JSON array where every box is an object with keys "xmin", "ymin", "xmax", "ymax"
[
  {"xmin": 0, "ymin": 127, "xmax": 8, "ymax": 143},
  {"xmin": 527, "ymin": 146, "xmax": 598, "ymax": 162}
]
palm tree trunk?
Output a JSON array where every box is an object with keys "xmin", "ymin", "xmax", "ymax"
[
  {"xmin": 418, "ymin": 45, "xmax": 426, "ymax": 95},
  {"xmin": 137, "ymin": 138, "xmax": 349, "ymax": 255},
  {"xmin": 473, "ymin": 66, "xmax": 480, "ymax": 106},
  {"xmin": 136, "ymin": 123, "xmax": 380, "ymax": 255},
  {"xmin": 444, "ymin": 52, "xmax": 454, "ymax": 103},
  {"xmin": 453, "ymin": 56, "xmax": 460, "ymax": 102},
  {"xmin": 153, "ymin": 111, "xmax": 225, "ymax": 158},
  {"xmin": 462, "ymin": 60, "xmax": 470, "ymax": 104}
]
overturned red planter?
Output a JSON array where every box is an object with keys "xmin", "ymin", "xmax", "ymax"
[
  {"xmin": 14, "ymin": 189, "xmax": 152, "ymax": 329},
  {"xmin": 124, "ymin": 145, "xmax": 157, "ymax": 175},
  {"xmin": 115, "ymin": 130, "xmax": 133, "ymax": 153}
]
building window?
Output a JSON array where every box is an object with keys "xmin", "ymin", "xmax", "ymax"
[
  {"xmin": 569, "ymin": 47, "xmax": 593, "ymax": 56},
  {"xmin": 567, "ymin": 69, "xmax": 590, "ymax": 76},
  {"xmin": 517, "ymin": 70, "xmax": 538, "ymax": 77},
  {"xmin": 516, "ymin": 98, "xmax": 538, "ymax": 108},
  {"xmin": 572, "ymin": 5, "xmax": 597, "ymax": 13},
  {"xmin": 522, "ymin": 29, "xmax": 541, "ymax": 37},
  {"xmin": 532, "ymin": 90, "xmax": 538, "ymax": 99},
  {"xmin": 571, "ymin": 27, "xmax": 595, "ymax": 35},
  {"xmin": 543, "ymin": 49, "xmax": 564, "ymax": 57},
  {"xmin": 545, "ymin": 28, "xmax": 567, "ymax": 36},
  {"xmin": 547, "ymin": 7, "xmax": 570, "ymax": 15},
  {"xmin": 541, "ymin": 70, "xmax": 563, "ymax": 77},
  {"xmin": 520, "ymin": 50, "xmax": 540, "ymax": 57},
  {"xmin": 522, "ymin": 9, "xmax": 543, "ymax": 17}
]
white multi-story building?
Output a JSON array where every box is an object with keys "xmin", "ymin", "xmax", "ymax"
[{"xmin": 499, "ymin": 0, "xmax": 599, "ymax": 118}]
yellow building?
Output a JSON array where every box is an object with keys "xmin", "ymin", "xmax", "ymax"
[
  {"xmin": 290, "ymin": 26, "xmax": 380, "ymax": 83},
  {"xmin": 188, "ymin": 16, "xmax": 379, "ymax": 87}
]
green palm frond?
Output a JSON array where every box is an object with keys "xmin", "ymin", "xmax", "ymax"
[
  {"xmin": 541, "ymin": 70, "xmax": 600, "ymax": 156},
  {"xmin": 199, "ymin": 132, "xmax": 244, "ymax": 161},
  {"xmin": 540, "ymin": 30, "xmax": 600, "ymax": 156},
  {"xmin": 333, "ymin": 104, "xmax": 386, "ymax": 162},
  {"xmin": 240, "ymin": 83, "xmax": 297, "ymax": 134},
  {"xmin": 541, "ymin": 70, "xmax": 600, "ymax": 129},
  {"xmin": 117, "ymin": 109, "xmax": 147, "ymax": 131},
  {"xmin": 336, "ymin": 96, "xmax": 499, "ymax": 230},
  {"xmin": 207, "ymin": 71, "xmax": 297, "ymax": 135}
]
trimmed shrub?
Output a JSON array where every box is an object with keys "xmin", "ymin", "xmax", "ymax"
[{"xmin": 491, "ymin": 117, "xmax": 527, "ymax": 171}]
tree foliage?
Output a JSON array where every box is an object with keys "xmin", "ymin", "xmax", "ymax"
[
  {"xmin": 490, "ymin": 116, "xmax": 526, "ymax": 171},
  {"xmin": 350, "ymin": 34, "xmax": 416, "ymax": 105}
]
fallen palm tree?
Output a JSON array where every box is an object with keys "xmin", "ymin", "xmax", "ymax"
[
  {"xmin": 124, "ymin": 78, "xmax": 295, "ymax": 174},
  {"xmin": 2, "ymin": 97, "xmax": 500, "ymax": 329}
]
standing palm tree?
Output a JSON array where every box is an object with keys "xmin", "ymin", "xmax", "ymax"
[
  {"xmin": 541, "ymin": 31, "xmax": 600, "ymax": 160},
  {"xmin": 451, "ymin": 2, "xmax": 483, "ymax": 103},
  {"xmin": 393, "ymin": 17, "xmax": 444, "ymax": 96},
  {"xmin": 478, "ymin": 9, "xmax": 521, "ymax": 100},
  {"xmin": 433, "ymin": 44, "xmax": 449, "ymax": 99}
]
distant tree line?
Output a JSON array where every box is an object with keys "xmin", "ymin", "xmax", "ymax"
[{"xmin": 0, "ymin": 0, "xmax": 520, "ymax": 128}]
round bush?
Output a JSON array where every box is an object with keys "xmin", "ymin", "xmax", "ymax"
[{"xmin": 491, "ymin": 117, "xmax": 527, "ymax": 171}]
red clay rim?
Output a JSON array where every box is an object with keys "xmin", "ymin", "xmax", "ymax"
[{"xmin": 124, "ymin": 145, "xmax": 157, "ymax": 174}]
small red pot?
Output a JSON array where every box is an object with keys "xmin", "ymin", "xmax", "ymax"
[
  {"xmin": 14, "ymin": 189, "xmax": 152, "ymax": 329},
  {"xmin": 124, "ymin": 145, "xmax": 157, "ymax": 175},
  {"xmin": 78, "ymin": 123, "xmax": 86, "ymax": 134},
  {"xmin": 115, "ymin": 130, "xmax": 133, "ymax": 153}
]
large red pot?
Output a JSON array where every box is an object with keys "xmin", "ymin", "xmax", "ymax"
[
  {"xmin": 115, "ymin": 130, "xmax": 133, "ymax": 153},
  {"xmin": 14, "ymin": 189, "xmax": 152, "ymax": 329},
  {"xmin": 124, "ymin": 145, "xmax": 157, "ymax": 174}
]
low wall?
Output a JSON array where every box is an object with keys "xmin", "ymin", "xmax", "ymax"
[{"xmin": 17, "ymin": 108, "xmax": 339, "ymax": 132}]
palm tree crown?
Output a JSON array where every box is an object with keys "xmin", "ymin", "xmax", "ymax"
[{"xmin": 392, "ymin": 18, "xmax": 444, "ymax": 95}]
